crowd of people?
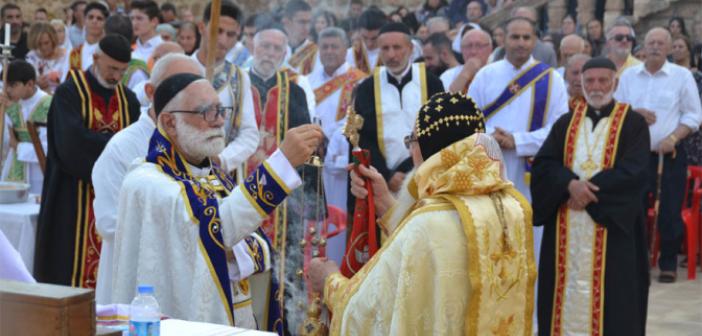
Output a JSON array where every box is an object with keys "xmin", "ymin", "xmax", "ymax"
[{"xmin": 1, "ymin": 0, "xmax": 701, "ymax": 335}]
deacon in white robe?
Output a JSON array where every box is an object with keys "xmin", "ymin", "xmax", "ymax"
[
  {"xmin": 111, "ymin": 74, "xmax": 323, "ymax": 326},
  {"xmin": 308, "ymin": 27, "xmax": 368, "ymax": 263},
  {"xmin": 468, "ymin": 19, "xmax": 568, "ymax": 320},
  {"xmin": 469, "ymin": 56, "xmax": 568, "ymax": 198},
  {"xmin": 2, "ymin": 86, "xmax": 50, "ymax": 194}
]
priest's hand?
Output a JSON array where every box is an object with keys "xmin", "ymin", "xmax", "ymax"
[
  {"xmin": 349, "ymin": 163, "xmax": 395, "ymax": 217},
  {"xmin": 309, "ymin": 257, "xmax": 339, "ymax": 293},
  {"xmin": 279, "ymin": 124, "xmax": 324, "ymax": 167},
  {"xmin": 567, "ymin": 180, "xmax": 599, "ymax": 209},
  {"xmin": 493, "ymin": 127, "xmax": 515, "ymax": 150},
  {"xmin": 388, "ymin": 172, "xmax": 406, "ymax": 193},
  {"xmin": 635, "ymin": 108, "xmax": 656, "ymax": 125}
]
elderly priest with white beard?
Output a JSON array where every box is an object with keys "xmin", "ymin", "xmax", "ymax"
[{"xmin": 111, "ymin": 73, "xmax": 323, "ymax": 326}]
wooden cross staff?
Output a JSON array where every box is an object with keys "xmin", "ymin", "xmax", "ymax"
[{"xmin": 205, "ymin": 0, "xmax": 221, "ymax": 81}]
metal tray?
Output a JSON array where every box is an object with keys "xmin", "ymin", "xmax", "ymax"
[{"xmin": 0, "ymin": 182, "xmax": 30, "ymax": 204}]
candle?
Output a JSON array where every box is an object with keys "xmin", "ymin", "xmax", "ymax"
[{"xmin": 3, "ymin": 23, "xmax": 9, "ymax": 46}]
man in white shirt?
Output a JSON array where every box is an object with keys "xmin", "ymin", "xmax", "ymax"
[
  {"xmin": 191, "ymin": 0, "xmax": 258, "ymax": 174},
  {"xmin": 346, "ymin": 8, "xmax": 386, "ymax": 74},
  {"xmin": 69, "ymin": 2, "xmax": 107, "ymax": 71},
  {"xmin": 468, "ymin": 16, "xmax": 568, "ymax": 271},
  {"xmin": 615, "ymin": 27, "xmax": 702, "ymax": 283},
  {"xmin": 111, "ymin": 71, "xmax": 322, "ymax": 326},
  {"xmin": 129, "ymin": 0, "xmax": 163, "ymax": 63},
  {"xmin": 442, "ymin": 28, "xmax": 492, "ymax": 93}
]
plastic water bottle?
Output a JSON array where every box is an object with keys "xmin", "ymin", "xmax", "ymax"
[{"xmin": 129, "ymin": 285, "xmax": 160, "ymax": 336}]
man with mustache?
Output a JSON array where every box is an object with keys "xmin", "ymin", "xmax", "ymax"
[
  {"xmin": 191, "ymin": 0, "xmax": 259, "ymax": 176},
  {"xmin": 532, "ymin": 56, "xmax": 651, "ymax": 336},
  {"xmin": 604, "ymin": 21, "xmax": 640, "ymax": 76},
  {"xmin": 0, "ymin": 4, "xmax": 29, "ymax": 59},
  {"xmin": 351, "ymin": 22, "xmax": 443, "ymax": 195},
  {"xmin": 111, "ymin": 72, "xmax": 322, "ymax": 326},
  {"xmin": 469, "ymin": 17, "xmax": 568, "ymax": 275},
  {"xmin": 34, "ymin": 34, "xmax": 141, "ymax": 288},
  {"xmin": 615, "ymin": 27, "xmax": 702, "ymax": 283}
]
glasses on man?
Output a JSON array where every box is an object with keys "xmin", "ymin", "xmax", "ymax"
[
  {"xmin": 403, "ymin": 134, "xmax": 418, "ymax": 149},
  {"xmin": 611, "ymin": 34, "xmax": 635, "ymax": 42},
  {"xmin": 167, "ymin": 105, "xmax": 233, "ymax": 122}
]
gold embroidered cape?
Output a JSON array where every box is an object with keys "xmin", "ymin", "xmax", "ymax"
[{"xmin": 324, "ymin": 134, "xmax": 536, "ymax": 335}]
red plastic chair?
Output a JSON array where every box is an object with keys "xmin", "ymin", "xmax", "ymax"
[
  {"xmin": 648, "ymin": 166, "xmax": 702, "ymax": 280},
  {"xmin": 681, "ymin": 166, "xmax": 702, "ymax": 280}
]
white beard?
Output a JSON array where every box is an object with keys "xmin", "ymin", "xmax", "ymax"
[
  {"xmin": 583, "ymin": 88, "xmax": 614, "ymax": 109},
  {"xmin": 93, "ymin": 67, "xmax": 117, "ymax": 90},
  {"xmin": 174, "ymin": 114, "xmax": 226, "ymax": 162}
]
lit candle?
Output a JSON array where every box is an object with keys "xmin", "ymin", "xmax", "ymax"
[{"xmin": 3, "ymin": 23, "xmax": 9, "ymax": 46}]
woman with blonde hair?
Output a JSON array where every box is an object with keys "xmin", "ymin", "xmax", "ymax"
[
  {"xmin": 50, "ymin": 19, "xmax": 73, "ymax": 51},
  {"xmin": 26, "ymin": 22, "xmax": 69, "ymax": 93}
]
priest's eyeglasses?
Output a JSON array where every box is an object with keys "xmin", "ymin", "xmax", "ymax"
[
  {"xmin": 404, "ymin": 134, "xmax": 418, "ymax": 149},
  {"xmin": 168, "ymin": 105, "xmax": 233, "ymax": 122}
]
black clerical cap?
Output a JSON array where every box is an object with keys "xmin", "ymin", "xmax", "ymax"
[
  {"xmin": 154, "ymin": 73, "xmax": 205, "ymax": 115},
  {"xmin": 98, "ymin": 34, "xmax": 132, "ymax": 63},
  {"xmin": 581, "ymin": 56, "xmax": 617, "ymax": 73},
  {"xmin": 415, "ymin": 92, "xmax": 486, "ymax": 160},
  {"xmin": 379, "ymin": 22, "xmax": 411, "ymax": 36}
]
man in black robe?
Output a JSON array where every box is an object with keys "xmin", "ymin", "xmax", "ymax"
[
  {"xmin": 352, "ymin": 22, "xmax": 443, "ymax": 191},
  {"xmin": 531, "ymin": 57, "xmax": 650, "ymax": 336},
  {"xmin": 34, "ymin": 34, "xmax": 140, "ymax": 288}
]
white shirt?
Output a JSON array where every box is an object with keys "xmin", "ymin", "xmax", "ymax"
[
  {"xmin": 79, "ymin": 41, "xmax": 98, "ymax": 71},
  {"xmin": 614, "ymin": 61, "xmax": 702, "ymax": 150},
  {"xmin": 440, "ymin": 65, "xmax": 462, "ymax": 91},
  {"xmin": 112, "ymin": 148, "xmax": 299, "ymax": 325},
  {"xmin": 26, "ymin": 50, "xmax": 70, "ymax": 93},
  {"xmin": 191, "ymin": 52, "xmax": 260, "ymax": 172},
  {"xmin": 131, "ymin": 34, "xmax": 163, "ymax": 63},
  {"xmin": 468, "ymin": 57, "xmax": 569, "ymax": 199}
]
